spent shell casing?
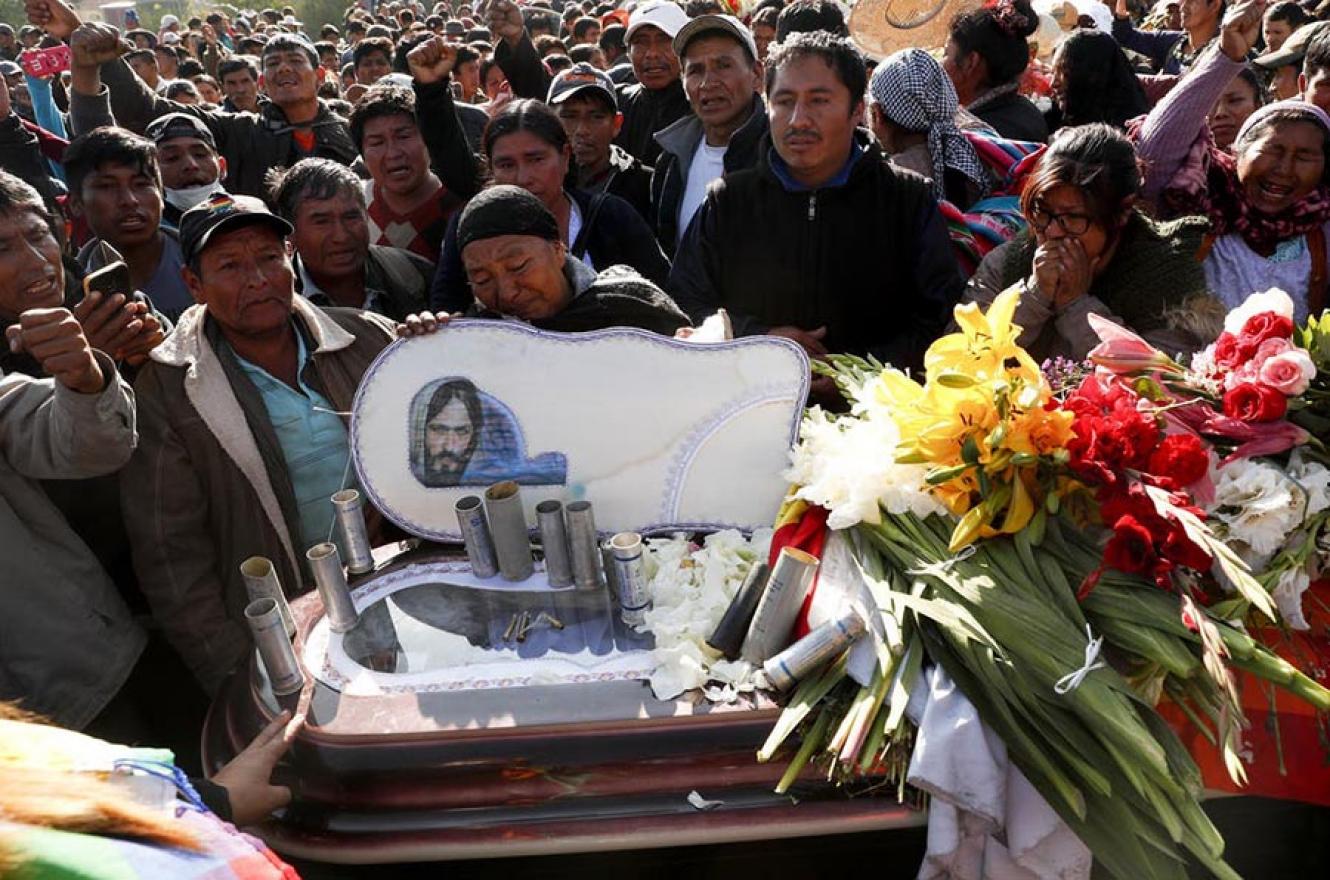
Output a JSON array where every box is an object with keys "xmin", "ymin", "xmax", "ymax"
[
  {"xmin": 565, "ymin": 500, "xmax": 602, "ymax": 591},
  {"xmin": 610, "ymin": 532, "xmax": 651, "ymax": 626},
  {"xmin": 741, "ymin": 546, "xmax": 819, "ymax": 664},
  {"xmin": 239, "ymin": 556, "xmax": 295, "ymax": 637},
  {"xmin": 762, "ymin": 608, "xmax": 866, "ymax": 691},
  {"xmin": 536, "ymin": 499, "xmax": 574, "ymax": 587},
  {"xmin": 484, "ymin": 481, "xmax": 534, "ymax": 581},
  {"xmin": 331, "ymin": 489, "xmax": 374, "ymax": 574},
  {"xmin": 245, "ymin": 597, "xmax": 304, "ymax": 695},
  {"xmin": 307, "ymin": 541, "xmax": 359, "ymax": 633},
  {"xmin": 455, "ymin": 495, "xmax": 499, "ymax": 578},
  {"xmin": 706, "ymin": 561, "xmax": 769, "ymax": 659}
]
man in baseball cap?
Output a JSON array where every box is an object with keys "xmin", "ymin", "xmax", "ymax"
[
  {"xmin": 1256, "ymin": 20, "xmax": 1329, "ymax": 102},
  {"xmin": 617, "ymin": 0, "xmax": 692, "ymax": 165},
  {"xmin": 124, "ymin": 190, "xmax": 398, "ymax": 695},
  {"xmin": 0, "ymin": 24, "xmax": 18, "ymax": 62},
  {"xmin": 651, "ymin": 13, "xmax": 766, "ymax": 254},
  {"xmin": 548, "ymin": 63, "xmax": 654, "ymax": 220},
  {"xmin": 145, "ymin": 113, "xmax": 230, "ymax": 225}
]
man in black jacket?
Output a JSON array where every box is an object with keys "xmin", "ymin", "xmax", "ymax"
[
  {"xmin": 67, "ymin": 19, "xmax": 357, "ymax": 199},
  {"xmin": 669, "ymin": 32, "xmax": 964, "ymax": 380},
  {"xmin": 617, "ymin": 0, "xmax": 693, "ymax": 165},
  {"xmin": 651, "ymin": 14, "xmax": 768, "ymax": 256}
]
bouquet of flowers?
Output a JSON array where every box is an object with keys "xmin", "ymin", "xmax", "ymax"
[{"xmin": 760, "ymin": 289, "xmax": 1330, "ymax": 880}]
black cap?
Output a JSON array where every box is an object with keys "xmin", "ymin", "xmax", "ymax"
[
  {"xmin": 456, "ymin": 185, "xmax": 561, "ymax": 252},
  {"xmin": 179, "ymin": 194, "xmax": 293, "ymax": 264},
  {"xmin": 546, "ymin": 62, "xmax": 618, "ymax": 108},
  {"xmin": 145, "ymin": 113, "xmax": 217, "ymax": 150}
]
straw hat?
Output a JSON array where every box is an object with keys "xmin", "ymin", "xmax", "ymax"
[{"xmin": 848, "ymin": 0, "xmax": 980, "ymax": 59}]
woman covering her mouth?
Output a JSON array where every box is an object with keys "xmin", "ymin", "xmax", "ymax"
[{"xmin": 1134, "ymin": 2, "xmax": 1330, "ymax": 323}]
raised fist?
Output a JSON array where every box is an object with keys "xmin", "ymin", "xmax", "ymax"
[
  {"xmin": 1220, "ymin": 0, "xmax": 1266, "ymax": 63},
  {"xmin": 407, "ymin": 36, "xmax": 459, "ymax": 85},
  {"xmin": 25, "ymin": 0, "xmax": 81, "ymax": 41},
  {"xmin": 69, "ymin": 22, "xmax": 126, "ymax": 69},
  {"xmin": 486, "ymin": 0, "xmax": 526, "ymax": 46}
]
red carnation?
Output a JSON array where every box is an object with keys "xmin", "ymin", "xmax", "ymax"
[
  {"xmin": 1104, "ymin": 514, "xmax": 1157, "ymax": 575},
  {"xmin": 1222, "ymin": 382, "xmax": 1288, "ymax": 423},
  {"xmin": 1239, "ymin": 312, "xmax": 1295, "ymax": 348},
  {"xmin": 1147, "ymin": 434, "xmax": 1210, "ymax": 490}
]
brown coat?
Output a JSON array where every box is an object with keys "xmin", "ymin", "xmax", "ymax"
[{"xmin": 121, "ymin": 298, "xmax": 395, "ymax": 694}]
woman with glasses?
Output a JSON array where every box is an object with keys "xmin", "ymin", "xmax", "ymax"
[{"xmin": 960, "ymin": 123, "xmax": 1220, "ymax": 360}]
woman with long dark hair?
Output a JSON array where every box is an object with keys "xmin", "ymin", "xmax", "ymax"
[
  {"xmin": 962, "ymin": 123, "xmax": 1221, "ymax": 359},
  {"xmin": 1048, "ymin": 29, "xmax": 1151, "ymax": 131},
  {"xmin": 943, "ymin": 0, "xmax": 1048, "ymax": 142},
  {"xmin": 429, "ymin": 99, "xmax": 670, "ymax": 311}
]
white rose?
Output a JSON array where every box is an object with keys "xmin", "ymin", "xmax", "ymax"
[
  {"xmin": 1210, "ymin": 460, "xmax": 1302, "ymax": 555},
  {"xmin": 1223, "ymin": 288, "xmax": 1296, "ymax": 335}
]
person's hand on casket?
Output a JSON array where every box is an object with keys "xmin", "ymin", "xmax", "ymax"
[
  {"xmin": 211, "ymin": 709, "xmax": 304, "ymax": 825},
  {"xmin": 396, "ymin": 310, "xmax": 455, "ymax": 337}
]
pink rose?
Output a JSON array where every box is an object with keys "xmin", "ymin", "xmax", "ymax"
[
  {"xmin": 1253, "ymin": 337, "xmax": 1293, "ymax": 361},
  {"xmin": 1258, "ymin": 349, "xmax": 1317, "ymax": 396}
]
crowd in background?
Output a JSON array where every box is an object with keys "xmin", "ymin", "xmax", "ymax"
[{"xmin": 3, "ymin": 0, "xmax": 1330, "ymax": 873}]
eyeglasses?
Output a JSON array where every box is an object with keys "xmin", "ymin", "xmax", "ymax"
[{"xmin": 1028, "ymin": 202, "xmax": 1093, "ymax": 236}]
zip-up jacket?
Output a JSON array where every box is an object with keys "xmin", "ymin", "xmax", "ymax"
[
  {"xmin": 82, "ymin": 57, "xmax": 358, "ymax": 198},
  {"xmin": 649, "ymin": 95, "xmax": 768, "ymax": 256},
  {"xmin": 668, "ymin": 143, "xmax": 965, "ymax": 370}
]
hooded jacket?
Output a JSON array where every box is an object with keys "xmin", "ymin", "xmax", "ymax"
[
  {"xmin": 82, "ymin": 57, "xmax": 358, "ymax": 198},
  {"xmin": 120, "ymin": 298, "xmax": 395, "ymax": 693},
  {"xmin": 668, "ymin": 143, "xmax": 965, "ymax": 370},
  {"xmin": 649, "ymin": 95, "xmax": 769, "ymax": 256}
]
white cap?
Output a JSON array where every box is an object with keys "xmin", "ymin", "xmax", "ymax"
[
  {"xmin": 161, "ymin": 31, "xmax": 181, "ymax": 45},
  {"xmin": 625, "ymin": 0, "xmax": 689, "ymax": 43},
  {"xmin": 160, "ymin": 14, "xmax": 179, "ymax": 28},
  {"xmin": 673, "ymin": 14, "xmax": 757, "ymax": 61}
]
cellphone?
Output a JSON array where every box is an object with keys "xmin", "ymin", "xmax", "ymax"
[
  {"xmin": 83, "ymin": 261, "xmax": 132, "ymax": 301},
  {"xmin": 19, "ymin": 45, "xmax": 71, "ymax": 79}
]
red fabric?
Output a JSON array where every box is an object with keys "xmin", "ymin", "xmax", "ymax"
[
  {"xmin": 767, "ymin": 504, "xmax": 830, "ymax": 640},
  {"xmin": 1160, "ymin": 580, "xmax": 1330, "ymax": 807},
  {"xmin": 20, "ymin": 117, "xmax": 68, "ymax": 162}
]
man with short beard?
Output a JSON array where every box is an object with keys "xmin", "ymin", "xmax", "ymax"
[
  {"xmin": 62, "ymin": 11, "xmax": 356, "ymax": 198},
  {"xmin": 416, "ymin": 379, "xmax": 482, "ymax": 487}
]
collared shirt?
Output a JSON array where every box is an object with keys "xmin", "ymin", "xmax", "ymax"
[
  {"xmin": 298, "ymin": 258, "xmax": 390, "ymax": 315},
  {"xmin": 234, "ymin": 326, "xmax": 350, "ymax": 551},
  {"xmin": 768, "ymin": 140, "xmax": 865, "ymax": 194}
]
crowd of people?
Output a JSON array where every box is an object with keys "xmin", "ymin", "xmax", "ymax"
[{"xmin": 3, "ymin": 0, "xmax": 1330, "ymax": 872}]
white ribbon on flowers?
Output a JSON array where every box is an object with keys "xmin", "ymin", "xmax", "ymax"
[
  {"xmin": 906, "ymin": 545, "xmax": 977, "ymax": 578},
  {"xmin": 1054, "ymin": 624, "xmax": 1107, "ymax": 695}
]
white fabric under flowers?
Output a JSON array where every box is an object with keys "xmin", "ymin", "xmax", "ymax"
[{"xmin": 908, "ymin": 666, "xmax": 1092, "ymax": 880}]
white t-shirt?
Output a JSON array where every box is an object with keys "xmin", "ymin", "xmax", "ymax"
[{"xmin": 676, "ymin": 141, "xmax": 728, "ymax": 245}]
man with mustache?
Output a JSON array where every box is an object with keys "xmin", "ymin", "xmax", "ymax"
[
  {"xmin": 120, "ymin": 194, "xmax": 397, "ymax": 694},
  {"xmin": 418, "ymin": 379, "xmax": 482, "ymax": 486},
  {"xmin": 668, "ymin": 32, "xmax": 964, "ymax": 393},
  {"xmin": 64, "ymin": 126, "xmax": 194, "ymax": 323},
  {"xmin": 650, "ymin": 14, "xmax": 768, "ymax": 256}
]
